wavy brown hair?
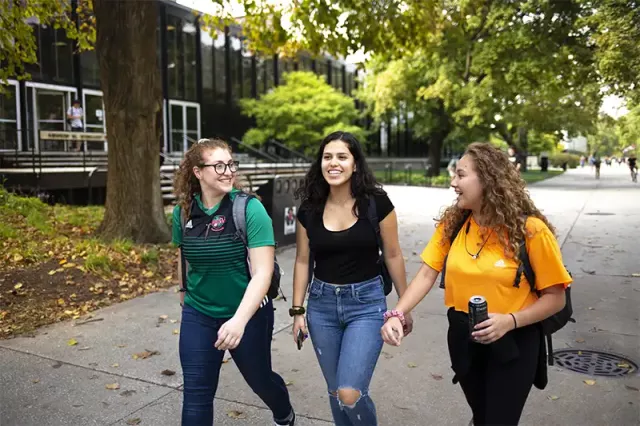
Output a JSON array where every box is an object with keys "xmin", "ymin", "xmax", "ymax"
[
  {"xmin": 438, "ymin": 142, "xmax": 555, "ymax": 259},
  {"xmin": 173, "ymin": 138, "xmax": 243, "ymax": 218}
]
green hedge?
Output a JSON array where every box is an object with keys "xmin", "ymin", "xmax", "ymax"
[{"xmin": 549, "ymin": 153, "xmax": 580, "ymax": 169}]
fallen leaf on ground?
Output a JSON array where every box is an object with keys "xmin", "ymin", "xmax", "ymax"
[
  {"xmin": 172, "ymin": 329, "xmax": 179, "ymax": 335},
  {"xmin": 32, "ymin": 379, "xmax": 40, "ymax": 384},
  {"xmin": 631, "ymin": 273, "xmax": 640, "ymax": 277},
  {"xmin": 575, "ymin": 338, "xmax": 585, "ymax": 343},
  {"xmin": 105, "ymin": 383, "xmax": 120, "ymax": 390},
  {"xmin": 67, "ymin": 338, "xmax": 78, "ymax": 346},
  {"xmin": 617, "ymin": 363, "xmax": 631, "ymax": 368},
  {"xmin": 227, "ymin": 410, "xmax": 246, "ymax": 419},
  {"xmin": 583, "ymin": 379, "xmax": 596, "ymax": 386},
  {"xmin": 133, "ymin": 349, "xmax": 160, "ymax": 360},
  {"xmin": 158, "ymin": 315, "xmax": 168, "ymax": 320},
  {"xmin": 625, "ymin": 385, "xmax": 639, "ymax": 392},
  {"xmin": 111, "ymin": 363, "xmax": 119, "ymax": 368},
  {"xmin": 170, "ymin": 319, "xmax": 178, "ymax": 324},
  {"xmin": 430, "ymin": 374, "xmax": 443, "ymax": 381},
  {"xmin": 285, "ymin": 381, "xmax": 293, "ymax": 386},
  {"xmin": 126, "ymin": 418, "xmax": 141, "ymax": 425},
  {"xmin": 59, "ymin": 259, "xmax": 67, "ymax": 265},
  {"xmin": 222, "ymin": 358, "xmax": 231, "ymax": 364},
  {"xmin": 547, "ymin": 395, "xmax": 560, "ymax": 401},
  {"xmin": 161, "ymin": 369, "xmax": 176, "ymax": 376},
  {"xmin": 14, "ymin": 283, "xmax": 23, "ymax": 290},
  {"xmin": 48, "ymin": 270, "xmax": 57, "ymax": 276},
  {"xmin": 588, "ymin": 307, "xmax": 595, "ymax": 310},
  {"xmin": 407, "ymin": 362, "xmax": 418, "ymax": 368}
]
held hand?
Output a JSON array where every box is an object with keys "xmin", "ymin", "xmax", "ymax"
[
  {"xmin": 381, "ymin": 317, "xmax": 405, "ymax": 346},
  {"xmin": 292, "ymin": 315, "xmax": 308, "ymax": 345},
  {"xmin": 215, "ymin": 316, "xmax": 247, "ymax": 351},
  {"xmin": 403, "ymin": 312, "xmax": 414, "ymax": 336},
  {"xmin": 471, "ymin": 313, "xmax": 515, "ymax": 344}
]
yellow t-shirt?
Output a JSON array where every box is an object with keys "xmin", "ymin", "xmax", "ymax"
[{"xmin": 421, "ymin": 216, "xmax": 573, "ymax": 314}]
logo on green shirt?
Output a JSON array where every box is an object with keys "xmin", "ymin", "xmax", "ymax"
[{"xmin": 209, "ymin": 215, "xmax": 226, "ymax": 232}]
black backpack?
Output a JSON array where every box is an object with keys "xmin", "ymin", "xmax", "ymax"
[
  {"xmin": 180, "ymin": 193, "xmax": 286, "ymax": 302},
  {"xmin": 439, "ymin": 212, "xmax": 575, "ymax": 365},
  {"xmin": 307, "ymin": 196, "xmax": 393, "ymax": 296}
]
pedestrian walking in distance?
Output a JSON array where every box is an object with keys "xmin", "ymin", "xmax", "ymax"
[
  {"xmin": 291, "ymin": 131, "xmax": 413, "ymax": 425},
  {"xmin": 381, "ymin": 142, "xmax": 572, "ymax": 426}
]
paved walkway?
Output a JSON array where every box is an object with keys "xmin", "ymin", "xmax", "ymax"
[{"xmin": 1, "ymin": 165, "xmax": 639, "ymax": 425}]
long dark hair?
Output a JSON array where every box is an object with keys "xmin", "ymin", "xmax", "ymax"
[{"xmin": 295, "ymin": 131, "xmax": 383, "ymax": 216}]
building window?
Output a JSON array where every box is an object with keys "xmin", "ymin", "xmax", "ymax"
[
  {"xmin": 81, "ymin": 50, "xmax": 101, "ymax": 88},
  {"xmin": 0, "ymin": 82, "xmax": 20, "ymax": 151},
  {"xmin": 83, "ymin": 91, "xmax": 107, "ymax": 151},
  {"xmin": 229, "ymin": 35, "xmax": 242, "ymax": 101},
  {"xmin": 169, "ymin": 100, "xmax": 200, "ymax": 152},
  {"xmin": 167, "ymin": 15, "xmax": 182, "ymax": 98},
  {"xmin": 183, "ymin": 22, "xmax": 197, "ymax": 101},
  {"xmin": 201, "ymin": 30, "xmax": 214, "ymax": 101},
  {"xmin": 213, "ymin": 31, "xmax": 226, "ymax": 100},
  {"xmin": 241, "ymin": 41, "xmax": 253, "ymax": 98},
  {"xmin": 25, "ymin": 25, "xmax": 74, "ymax": 84}
]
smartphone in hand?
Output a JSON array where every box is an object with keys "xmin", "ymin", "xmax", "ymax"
[{"xmin": 296, "ymin": 329, "xmax": 305, "ymax": 350}]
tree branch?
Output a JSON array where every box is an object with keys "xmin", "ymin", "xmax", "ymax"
[{"xmin": 463, "ymin": 0, "xmax": 494, "ymax": 82}]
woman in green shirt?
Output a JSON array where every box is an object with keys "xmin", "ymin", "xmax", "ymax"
[{"xmin": 172, "ymin": 138, "xmax": 295, "ymax": 426}]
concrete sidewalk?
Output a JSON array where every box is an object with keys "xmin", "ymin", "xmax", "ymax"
[{"xmin": 1, "ymin": 165, "xmax": 639, "ymax": 425}]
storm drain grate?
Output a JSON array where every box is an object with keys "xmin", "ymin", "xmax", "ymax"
[
  {"xmin": 585, "ymin": 212, "xmax": 616, "ymax": 216},
  {"xmin": 553, "ymin": 349, "xmax": 637, "ymax": 377}
]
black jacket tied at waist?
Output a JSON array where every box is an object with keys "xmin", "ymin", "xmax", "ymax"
[{"xmin": 446, "ymin": 308, "xmax": 548, "ymax": 390}]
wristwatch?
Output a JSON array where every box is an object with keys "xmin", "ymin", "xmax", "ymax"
[{"xmin": 289, "ymin": 306, "xmax": 306, "ymax": 317}]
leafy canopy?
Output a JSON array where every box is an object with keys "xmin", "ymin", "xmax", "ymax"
[{"xmin": 240, "ymin": 71, "xmax": 365, "ymax": 153}]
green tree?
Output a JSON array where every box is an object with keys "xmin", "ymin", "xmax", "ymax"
[
  {"xmin": 240, "ymin": 71, "xmax": 365, "ymax": 154},
  {"xmin": 586, "ymin": 115, "xmax": 623, "ymax": 156}
]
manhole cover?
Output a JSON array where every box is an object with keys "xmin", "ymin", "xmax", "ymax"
[
  {"xmin": 553, "ymin": 349, "xmax": 637, "ymax": 377},
  {"xmin": 585, "ymin": 212, "xmax": 616, "ymax": 216}
]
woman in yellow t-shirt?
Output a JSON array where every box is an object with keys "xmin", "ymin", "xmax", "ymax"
[{"xmin": 381, "ymin": 143, "xmax": 572, "ymax": 426}]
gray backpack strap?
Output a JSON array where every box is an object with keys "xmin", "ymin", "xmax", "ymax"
[{"xmin": 232, "ymin": 192, "xmax": 250, "ymax": 247}]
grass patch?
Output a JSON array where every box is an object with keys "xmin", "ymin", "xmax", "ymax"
[
  {"xmin": 376, "ymin": 169, "xmax": 451, "ymax": 187},
  {"xmin": 84, "ymin": 253, "xmax": 114, "ymax": 274},
  {"xmin": 0, "ymin": 222, "xmax": 17, "ymax": 239},
  {"xmin": 141, "ymin": 248, "xmax": 159, "ymax": 265},
  {"xmin": 111, "ymin": 238, "xmax": 134, "ymax": 255},
  {"xmin": 521, "ymin": 170, "xmax": 564, "ymax": 184}
]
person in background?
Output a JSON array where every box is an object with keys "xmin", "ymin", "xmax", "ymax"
[
  {"xmin": 381, "ymin": 142, "xmax": 571, "ymax": 426},
  {"xmin": 172, "ymin": 138, "xmax": 295, "ymax": 426},
  {"xmin": 594, "ymin": 156, "xmax": 602, "ymax": 179},
  {"xmin": 66, "ymin": 99, "xmax": 84, "ymax": 152},
  {"xmin": 291, "ymin": 131, "xmax": 412, "ymax": 426}
]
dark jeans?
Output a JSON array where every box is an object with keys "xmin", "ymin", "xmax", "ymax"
[{"xmin": 179, "ymin": 301, "xmax": 292, "ymax": 425}]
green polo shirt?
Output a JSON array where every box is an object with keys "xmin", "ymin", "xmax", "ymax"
[{"xmin": 172, "ymin": 190, "xmax": 275, "ymax": 318}]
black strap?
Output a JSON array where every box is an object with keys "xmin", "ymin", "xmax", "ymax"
[
  {"xmin": 514, "ymin": 239, "xmax": 536, "ymax": 291},
  {"xmin": 439, "ymin": 211, "xmax": 471, "ymax": 289}
]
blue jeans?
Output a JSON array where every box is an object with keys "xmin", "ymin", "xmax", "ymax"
[
  {"xmin": 179, "ymin": 301, "xmax": 292, "ymax": 425},
  {"xmin": 306, "ymin": 276, "xmax": 387, "ymax": 426}
]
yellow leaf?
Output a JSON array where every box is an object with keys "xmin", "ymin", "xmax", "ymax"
[
  {"xmin": 112, "ymin": 363, "xmax": 119, "ymax": 368},
  {"xmin": 55, "ymin": 268, "xmax": 64, "ymax": 273},
  {"xmin": 547, "ymin": 395, "xmax": 559, "ymax": 401},
  {"xmin": 59, "ymin": 259, "xmax": 67, "ymax": 265},
  {"xmin": 14, "ymin": 283, "xmax": 23, "ymax": 290},
  {"xmin": 70, "ymin": 293, "xmax": 77, "ymax": 298},
  {"xmin": 165, "ymin": 275, "xmax": 173, "ymax": 281},
  {"xmin": 32, "ymin": 379, "xmax": 40, "ymax": 384},
  {"xmin": 575, "ymin": 338, "xmax": 585, "ymax": 343},
  {"xmin": 632, "ymin": 273, "xmax": 640, "ymax": 277},
  {"xmin": 12, "ymin": 254, "xmax": 23, "ymax": 262},
  {"xmin": 48, "ymin": 270, "xmax": 57, "ymax": 276},
  {"xmin": 285, "ymin": 381, "xmax": 293, "ymax": 386},
  {"xmin": 62, "ymin": 263, "xmax": 76, "ymax": 268},
  {"xmin": 105, "ymin": 383, "xmax": 120, "ymax": 390},
  {"xmin": 407, "ymin": 362, "xmax": 418, "ymax": 368},
  {"xmin": 584, "ymin": 379, "xmax": 596, "ymax": 386},
  {"xmin": 170, "ymin": 319, "xmax": 178, "ymax": 324},
  {"xmin": 57, "ymin": 298, "xmax": 66, "ymax": 306},
  {"xmin": 67, "ymin": 338, "xmax": 78, "ymax": 346},
  {"xmin": 226, "ymin": 410, "xmax": 246, "ymax": 419},
  {"xmin": 222, "ymin": 358, "xmax": 230, "ymax": 364},
  {"xmin": 142, "ymin": 270, "xmax": 154, "ymax": 278},
  {"xmin": 617, "ymin": 363, "xmax": 630, "ymax": 368},
  {"xmin": 172, "ymin": 329, "xmax": 179, "ymax": 335},
  {"xmin": 64, "ymin": 310, "xmax": 74, "ymax": 315}
]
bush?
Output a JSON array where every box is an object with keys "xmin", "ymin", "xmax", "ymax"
[
  {"xmin": 141, "ymin": 248, "xmax": 159, "ymax": 265},
  {"xmin": 549, "ymin": 153, "xmax": 580, "ymax": 169}
]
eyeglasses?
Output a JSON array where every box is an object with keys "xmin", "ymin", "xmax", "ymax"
[{"xmin": 199, "ymin": 161, "xmax": 239, "ymax": 175}]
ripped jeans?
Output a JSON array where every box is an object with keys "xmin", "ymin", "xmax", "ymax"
[{"xmin": 306, "ymin": 276, "xmax": 386, "ymax": 426}]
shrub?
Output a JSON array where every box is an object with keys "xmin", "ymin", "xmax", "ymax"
[{"xmin": 549, "ymin": 153, "xmax": 580, "ymax": 169}]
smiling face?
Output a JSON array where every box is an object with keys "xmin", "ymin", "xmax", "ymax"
[
  {"xmin": 451, "ymin": 154, "xmax": 483, "ymax": 211},
  {"xmin": 192, "ymin": 147, "xmax": 235, "ymax": 195},
  {"xmin": 321, "ymin": 140, "xmax": 356, "ymax": 187}
]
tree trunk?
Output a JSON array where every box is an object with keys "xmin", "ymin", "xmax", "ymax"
[
  {"xmin": 427, "ymin": 100, "xmax": 452, "ymax": 177},
  {"xmin": 93, "ymin": 0, "xmax": 170, "ymax": 243},
  {"xmin": 517, "ymin": 126, "xmax": 529, "ymax": 172}
]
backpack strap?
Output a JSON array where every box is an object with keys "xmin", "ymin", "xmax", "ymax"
[
  {"xmin": 366, "ymin": 196, "xmax": 384, "ymax": 254},
  {"xmin": 514, "ymin": 239, "xmax": 536, "ymax": 291},
  {"xmin": 232, "ymin": 192, "xmax": 251, "ymax": 247},
  {"xmin": 439, "ymin": 210, "xmax": 471, "ymax": 289}
]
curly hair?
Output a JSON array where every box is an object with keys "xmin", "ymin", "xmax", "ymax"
[
  {"xmin": 173, "ymin": 138, "xmax": 243, "ymax": 218},
  {"xmin": 438, "ymin": 142, "xmax": 555, "ymax": 259},
  {"xmin": 294, "ymin": 131, "xmax": 384, "ymax": 216}
]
